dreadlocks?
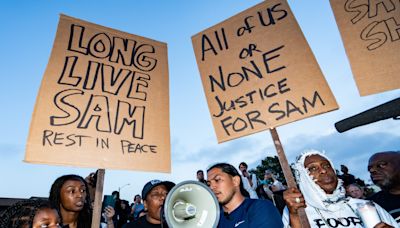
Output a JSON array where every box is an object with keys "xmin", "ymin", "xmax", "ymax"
[
  {"xmin": 49, "ymin": 174, "xmax": 92, "ymax": 228},
  {"xmin": 0, "ymin": 199, "xmax": 55, "ymax": 228}
]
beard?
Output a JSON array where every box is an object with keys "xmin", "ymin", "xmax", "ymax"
[
  {"xmin": 377, "ymin": 178, "xmax": 394, "ymax": 191},
  {"xmin": 219, "ymin": 189, "xmax": 236, "ymax": 206}
]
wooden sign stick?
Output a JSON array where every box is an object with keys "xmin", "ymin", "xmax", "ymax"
[
  {"xmin": 269, "ymin": 128, "xmax": 310, "ymax": 228},
  {"xmin": 91, "ymin": 169, "xmax": 105, "ymax": 228}
]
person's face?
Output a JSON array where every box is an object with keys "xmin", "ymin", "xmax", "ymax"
[
  {"xmin": 60, "ymin": 180, "xmax": 87, "ymax": 212},
  {"xmin": 346, "ymin": 185, "xmax": 364, "ymax": 199},
  {"xmin": 207, "ymin": 167, "xmax": 240, "ymax": 205},
  {"xmin": 264, "ymin": 173, "xmax": 272, "ymax": 180},
  {"xmin": 341, "ymin": 165, "xmax": 348, "ymax": 174},
  {"xmin": 304, "ymin": 155, "xmax": 338, "ymax": 194},
  {"xmin": 144, "ymin": 185, "xmax": 168, "ymax": 223},
  {"xmin": 239, "ymin": 164, "xmax": 247, "ymax": 173},
  {"xmin": 197, "ymin": 171, "xmax": 204, "ymax": 180},
  {"xmin": 368, "ymin": 153, "xmax": 400, "ymax": 190},
  {"xmin": 135, "ymin": 195, "xmax": 142, "ymax": 203},
  {"xmin": 32, "ymin": 208, "xmax": 61, "ymax": 228}
]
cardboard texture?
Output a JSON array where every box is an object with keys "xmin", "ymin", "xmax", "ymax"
[
  {"xmin": 330, "ymin": 0, "xmax": 400, "ymax": 96},
  {"xmin": 25, "ymin": 15, "xmax": 171, "ymax": 172},
  {"xmin": 192, "ymin": 0, "xmax": 338, "ymax": 143}
]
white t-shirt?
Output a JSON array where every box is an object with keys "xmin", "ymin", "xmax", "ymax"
[{"xmin": 241, "ymin": 174, "xmax": 258, "ymax": 199}]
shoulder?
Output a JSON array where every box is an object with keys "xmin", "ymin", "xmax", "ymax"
[
  {"xmin": 123, "ymin": 216, "xmax": 147, "ymax": 227},
  {"xmin": 251, "ymin": 199, "xmax": 281, "ymax": 215},
  {"xmin": 247, "ymin": 199, "xmax": 280, "ymax": 218},
  {"xmin": 246, "ymin": 199, "xmax": 283, "ymax": 225},
  {"xmin": 367, "ymin": 191, "xmax": 387, "ymax": 201},
  {"xmin": 247, "ymin": 198, "xmax": 275, "ymax": 209}
]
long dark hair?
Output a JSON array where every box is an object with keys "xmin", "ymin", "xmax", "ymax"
[
  {"xmin": 207, "ymin": 163, "xmax": 250, "ymax": 197},
  {"xmin": 0, "ymin": 199, "xmax": 56, "ymax": 228},
  {"xmin": 49, "ymin": 174, "xmax": 92, "ymax": 228}
]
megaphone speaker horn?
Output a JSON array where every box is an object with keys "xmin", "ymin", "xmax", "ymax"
[
  {"xmin": 164, "ymin": 180, "xmax": 220, "ymax": 228},
  {"xmin": 172, "ymin": 200, "xmax": 197, "ymax": 221}
]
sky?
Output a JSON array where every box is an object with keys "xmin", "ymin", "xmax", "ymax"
[{"xmin": 0, "ymin": 0, "xmax": 399, "ymax": 202}]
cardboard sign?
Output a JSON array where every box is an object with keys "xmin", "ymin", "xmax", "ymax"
[
  {"xmin": 192, "ymin": 0, "xmax": 338, "ymax": 143},
  {"xmin": 330, "ymin": 0, "xmax": 400, "ymax": 96},
  {"xmin": 25, "ymin": 15, "xmax": 171, "ymax": 172}
]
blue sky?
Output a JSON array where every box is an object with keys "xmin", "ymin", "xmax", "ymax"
[{"xmin": 0, "ymin": 0, "xmax": 399, "ymax": 202}]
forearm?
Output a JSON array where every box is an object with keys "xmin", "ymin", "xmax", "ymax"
[
  {"xmin": 106, "ymin": 220, "xmax": 115, "ymax": 228},
  {"xmin": 289, "ymin": 214, "xmax": 302, "ymax": 228}
]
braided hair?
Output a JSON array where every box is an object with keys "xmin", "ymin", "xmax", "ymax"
[
  {"xmin": 0, "ymin": 199, "xmax": 55, "ymax": 228},
  {"xmin": 207, "ymin": 162, "xmax": 250, "ymax": 197},
  {"xmin": 49, "ymin": 174, "xmax": 92, "ymax": 228}
]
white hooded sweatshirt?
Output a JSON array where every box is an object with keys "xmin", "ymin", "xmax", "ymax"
[{"xmin": 282, "ymin": 150, "xmax": 398, "ymax": 228}]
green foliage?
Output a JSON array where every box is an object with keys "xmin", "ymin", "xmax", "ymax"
[
  {"xmin": 249, "ymin": 155, "xmax": 287, "ymax": 184},
  {"xmin": 250, "ymin": 156, "xmax": 379, "ymax": 198}
]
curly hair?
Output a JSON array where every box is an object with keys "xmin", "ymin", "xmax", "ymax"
[
  {"xmin": 0, "ymin": 199, "xmax": 55, "ymax": 228},
  {"xmin": 49, "ymin": 174, "xmax": 92, "ymax": 228}
]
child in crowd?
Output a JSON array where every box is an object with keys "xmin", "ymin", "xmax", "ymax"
[{"xmin": 0, "ymin": 199, "xmax": 60, "ymax": 228}]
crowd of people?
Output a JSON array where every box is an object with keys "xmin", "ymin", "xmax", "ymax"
[{"xmin": 0, "ymin": 150, "xmax": 398, "ymax": 228}]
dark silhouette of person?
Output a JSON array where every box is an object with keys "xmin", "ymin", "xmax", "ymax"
[
  {"xmin": 337, "ymin": 165, "xmax": 355, "ymax": 187},
  {"xmin": 368, "ymin": 151, "xmax": 400, "ymax": 224}
]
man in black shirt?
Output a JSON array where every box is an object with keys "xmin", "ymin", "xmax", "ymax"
[
  {"xmin": 123, "ymin": 180, "xmax": 175, "ymax": 228},
  {"xmin": 368, "ymin": 151, "xmax": 400, "ymax": 225}
]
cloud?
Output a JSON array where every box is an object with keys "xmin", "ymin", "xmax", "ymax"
[
  {"xmin": 172, "ymin": 125, "xmax": 400, "ymax": 185},
  {"xmin": 172, "ymin": 133, "xmax": 274, "ymax": 166},
  {"xmin": 282, "ymin": 131, "xmax": 400, "ymax": 182},
  {"xmin": 0, "ymin": 143, "xmax": 24, "ymax": 159}
]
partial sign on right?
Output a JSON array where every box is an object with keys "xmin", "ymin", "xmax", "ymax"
[{"xmin": 330, "ymin": 0, "xmax": 400, "ymax": 96}]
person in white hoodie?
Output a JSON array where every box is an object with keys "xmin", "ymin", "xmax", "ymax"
[{"xmin": 282, "ymin": 150, "xmax": 398, "ymax": 228}]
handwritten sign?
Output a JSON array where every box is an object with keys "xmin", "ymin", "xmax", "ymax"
[
  {"xmin": 330, "ymin": 0, "xmax": 400, "ymax": 96},
  {"xmin": 192, "ymin": 0, "xmax": 338, "ymax": 143},
  {"xmin": 25, "ymin": 15, "xmax": 170, "ymax": 172}
]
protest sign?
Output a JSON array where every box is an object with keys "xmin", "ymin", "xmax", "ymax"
[
  {"xmin": 25, "ymin": 15, "xmax": 170, "ymax": 172},
  {"xmin": 330, "ymin": 0, "xmax": 400, "ymax": 96},
  {"xmin": 192, "ymin": 0, "xmax": 338, "ymax": 143}
]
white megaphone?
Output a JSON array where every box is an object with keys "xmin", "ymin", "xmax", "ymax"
[{"xmin": 164, "ymin": 180, "xmax": 220, "ymax": 228}]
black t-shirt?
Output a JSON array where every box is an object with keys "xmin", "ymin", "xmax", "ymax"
[
  {"xmin": 122, "ymin": 216, "xmax": 168, "ymax": 228},
  {"xmin": 368, "ymin": 191, "xmax": 400, "ymax": 224}
]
